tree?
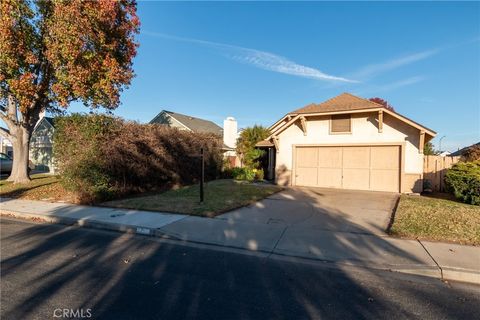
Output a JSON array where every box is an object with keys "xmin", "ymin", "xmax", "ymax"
[
  {"xmin": 369, "ymin": 97, "xmax": 395, "ymax": 111},
  {"xmin": 423, "ymin": 142, "xmax": 438, "ymax": 155},
  {"xmin": 462, "ymin": 145, "xmax": 480, "ymax": 162},
  {"xmin": 0, "ymin": 0, "xmax": 139, "ymax": 183},
  {"xmin": 236, "ymin": 125, "xmax": 270, "ymax": 168}
]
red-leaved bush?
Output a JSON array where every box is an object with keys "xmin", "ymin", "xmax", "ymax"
[{"xmin": 54, "ymin": 114, "xmax": 222, "ymax": 203}]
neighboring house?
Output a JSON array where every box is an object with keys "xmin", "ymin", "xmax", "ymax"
[
  {"xmin": 0, "ymin": 129, "xmax": 13, "ymax": 157},
  {"xmin": 150, "ymin": 110, "xmax": 223, "ymax": 135},
  {"xmin": 256, "ymin": 93, "xmax": 436, "ymax": 193},
  {"xmin": 450, "ymin": 142, "xmax": 480, "ymax": 157},
  {"xmin": 30, "ymin": 116, "xmax": 56, "ymax": 173},
  {"xmin": 150, "ymin": 110, "xmax": 240, "ymax": 165}
]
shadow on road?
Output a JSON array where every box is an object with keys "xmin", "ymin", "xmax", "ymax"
[{"xmin": 1, "ymin": 200, "xmax": 477, "ymax": 319}]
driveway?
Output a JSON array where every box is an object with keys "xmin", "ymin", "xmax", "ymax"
[{"xmin": 217, "ymin": 187, "xmax": 399, "ymax": 236}]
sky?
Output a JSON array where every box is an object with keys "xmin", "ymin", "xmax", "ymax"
[{"xmin": 68, "ymin": 2, "xmax": 479, "ymax": 152}]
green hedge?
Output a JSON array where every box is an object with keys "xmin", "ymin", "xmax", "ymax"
[
  {"xmin": 229, "ymin": 167, "xmax": 264, "ymax": 181},
  {"xmin": 54, "ymin": 114, "xmax": 223, "ymax": 203},
  {"xmin": 445, "ymin": 161, "xmax": 480, "ymax": 205}
]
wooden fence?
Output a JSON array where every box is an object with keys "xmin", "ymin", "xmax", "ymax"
[{"xmin": 423, "ymin": 155, "xmax": 460, "ymax": 192}]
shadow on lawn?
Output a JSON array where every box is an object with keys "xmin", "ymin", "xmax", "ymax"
[
  {"xmin": 0, "ymin": 188, "xmax": 476, "ymax": 319},
  {"xmin": 0, "ymin": 181, "xmax": 58, "ymax": 199}
]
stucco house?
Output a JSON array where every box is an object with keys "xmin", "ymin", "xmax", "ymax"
[{"xmin": 256, "ymin": 93, "xmax": 436, "ymax": 193}]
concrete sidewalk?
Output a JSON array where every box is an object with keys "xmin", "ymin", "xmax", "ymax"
[{"xmin": 1, "ymin": 198, "xmax": 479, "ymax": 284}]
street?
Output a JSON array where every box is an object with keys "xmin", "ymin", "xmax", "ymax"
[{"xmin": 1, "ymin": 218, "xmax": 479, "ymax": 320}]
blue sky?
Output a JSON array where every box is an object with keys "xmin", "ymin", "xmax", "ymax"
[{"xmin": 73, "ymin": 2, "xmax": 478, "ymax": 151}]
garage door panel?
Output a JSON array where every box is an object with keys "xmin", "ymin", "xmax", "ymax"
[
  {"xmin": 318, "ymin": 147, "xmax": 342, "ymax": 168},
  {"xmin": 343, "ymin": 147, "xmax": 370, "ymax": 168},
  {"xmin": 296, "ymin": 147, "xmax": 318, "ymax": 167},
  {"xmin": 371, "ymin": 146, "xmax": 400, "ymax": 169},
  {"xmin": 342, "ymin": 168, "xmax": 370, "ymax": 190},
  {"xmin": 370, "ymin": 169, "xmax": 399, "ymax": 192},
  {"xmin": 294, "ymin": 145, "xmax": 400, "ymax": 192},
  {"xmin": 317, "ymin": 168, "xmax": 342, "ymax": 188},
  {"xmin": 296, "ymin": 168, "xmax": 318, "ymax": 186}
]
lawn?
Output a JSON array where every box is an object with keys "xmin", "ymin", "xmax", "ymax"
[
  {"xmin": 103, "ymin": 179, "xmax": 283, "ymax": 217},
  {"xmin": 389, "ymin": 194, "xmax": 480, "ymax": 245},
  {"xmin": 0, "ymin": 173, "xmax": 74, "ymax": 202}
]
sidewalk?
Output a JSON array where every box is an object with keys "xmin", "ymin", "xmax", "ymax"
[{"xmin": 1, "ymin": 198, "xmax": 479, "ymax": 284}]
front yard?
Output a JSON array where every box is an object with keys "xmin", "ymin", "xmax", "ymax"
[
  {"xmin": 103, "ymin": 179, "xmax": 282, "ymax": 217},
  {"xmin": 390, "ymin": 194, "xmax": 480, "ymax": 245},
  {"xmin": 0, "ymin": 174, "xmax": 74, "ymax": 202},
  {"xmin": 1, "ymin": 175, "xmax": 281, "ymax": 217}
]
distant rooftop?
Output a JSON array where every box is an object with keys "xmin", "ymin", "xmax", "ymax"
[{"xmin": 150, "ymin": 110, "xmax": 223, "ymax": 135}]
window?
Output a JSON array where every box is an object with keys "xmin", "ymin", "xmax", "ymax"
[{"xmin": 330, "ymin": 114, "xmax": 351, "ymax": 133}]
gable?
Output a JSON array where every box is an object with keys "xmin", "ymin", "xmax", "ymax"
[
  {"xmin": 268, "ymin": 93, "xmax": 436, "ymax": 139},
  {"xmin": 150, "ymin": 110, "xmax": 223, "ymax": 135}
]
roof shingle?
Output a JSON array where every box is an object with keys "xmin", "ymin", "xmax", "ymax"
[{"xmin": 291, "ymin": 93, "xmax": 382, "ymax": 114}]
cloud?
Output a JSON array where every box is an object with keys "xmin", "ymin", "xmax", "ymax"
[
  {"xmin": 355, "ymin": 76, "xmax": 425, "ymax": 95},
  {"xmin": 350, "ymin": 50, "xmax": 438, "ymax": 80},
  {"xmin": 376, "ymin": 76, "xmax": 425, "ymax": 92},
  {"xmin": 143, "ymin": 31, "xmax": 358, "ymax": 83}
]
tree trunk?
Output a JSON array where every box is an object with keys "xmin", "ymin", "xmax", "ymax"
[{"xmin": 7, "ymin": 127, "xmax": 32, "ymax": 184}]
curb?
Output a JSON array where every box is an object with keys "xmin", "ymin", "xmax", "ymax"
[{"xmin": 2, "ymin": 210, "xmax": 479, "ymax": 285}]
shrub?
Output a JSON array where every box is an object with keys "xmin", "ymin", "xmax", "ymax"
[
  {"xmin": 231, "ymin": 167, "xmax": 246, "ymax": 180},
  {"xmin": 254, "ymin": 168, "xmax": 264, "ymax": 180},
  {"xmin": 445, "ymin": 161, "xmax": 480, "ymax": 205},
  {"xmin": 230, "ymin": 167, "xmax": 264, "ymax": 181},
  {"xmin": 461, "ymin": 145, "xmax": 480, "ymax": 162},
  {"xmin": 54, "ymin": 114, "xmax": 223, "ymax": 203}
]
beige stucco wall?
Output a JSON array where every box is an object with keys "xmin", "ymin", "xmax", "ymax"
[{"xmin": 275, "ymin": 112, "xmax": 424, "ymax": 192}]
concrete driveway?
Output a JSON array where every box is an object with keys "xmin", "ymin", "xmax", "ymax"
[{"xmin": 217, "ymin": 187, "xmax": 399, "ymax": 236}]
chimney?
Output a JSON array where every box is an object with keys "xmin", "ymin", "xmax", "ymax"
[{"xmin": 223, "ymin": 117, "xmax": 238, "ymax": 149}]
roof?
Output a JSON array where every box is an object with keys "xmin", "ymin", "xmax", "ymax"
[
  {"xmin": 450, "ymin": 142, "xmax": 480, "ymax": 157},
  {"xmin": 150, "ymin": 110, "xmax": 223, "ymax": 135},
  {"xmin": 291, "ymin": 93, "xmax": 382, "ymax": 114},
  {"xmin": 43, "ymin": 117, "xmax": 55, "ymax": 128},
  {"xmin": 269, "ymin": 93, "xmax": 436, "ymax": 137},
  {"xmin": 256, "ymin": 140, "xmax": 274, "ymax": 147}
]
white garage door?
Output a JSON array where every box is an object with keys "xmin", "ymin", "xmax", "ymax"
[{"xmin": 294, "ymin": 145, "xmax": 400, "ymax": 192}]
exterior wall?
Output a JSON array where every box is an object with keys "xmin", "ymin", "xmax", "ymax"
[
  {"xmin": 275, "ymin": 112, "xmax": 424, "ymax": 192},
  {"xmin": 30, "ymin": 121, "xmax": 55, "ymax": 173},
  {"xmin": 151, "ymin": 112, "xmax": 190, "ymax": 131},
  {"xmin": 223, "ymin": 117, "xmax": 238, "ymax": 149}
]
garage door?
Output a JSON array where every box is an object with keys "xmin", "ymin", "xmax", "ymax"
[{"xmin": 294, "ymin": 145, "xmax": 400, "ymax": 192}]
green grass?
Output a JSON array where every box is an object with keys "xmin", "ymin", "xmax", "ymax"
[
  {"xmin": 0, "ymin": 173, "xmax": 74, "ymax": 202},
  {"xmin": 102, "ymin": 179, "xmax": 283, "ymax": 217},
  {"xmin": 390, "ymin": 194, "xmax": 480, "ymax": 245}
]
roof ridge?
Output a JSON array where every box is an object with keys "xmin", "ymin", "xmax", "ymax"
[{"xmin": 345, "ymin": 92, "xmax": 385, "ymax": 108}]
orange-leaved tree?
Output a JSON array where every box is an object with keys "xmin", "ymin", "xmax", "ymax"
[{"xmin": 0, "ymin": 0, "xmax": 139, "ymax": 183}]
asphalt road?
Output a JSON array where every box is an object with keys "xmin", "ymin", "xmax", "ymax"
[{"xmin": 1, "ymin": 218, "xmax": 479, "ymax": 320}]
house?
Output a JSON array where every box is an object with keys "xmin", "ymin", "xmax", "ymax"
[
  {"xmin": 29, "ymin": 116, "xmax": 56, "ymax": 173},
  {"xmin": 150, "ymin": 110, "xmax": 223, "ymax": 135},
  {"xmin": 150, "ymin": 110, "xmax": 240, "ymax": 165},
  {"xmin": 450, "ymin": 142, "xmax": 480, "ymax": 157},
  {"xmin": 256, "ymin": 93, "xmax": 436, "ymax": 193},
  {"xmin": 0, "ymin": 129, "xmax": 13, "ymax": 157}
]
